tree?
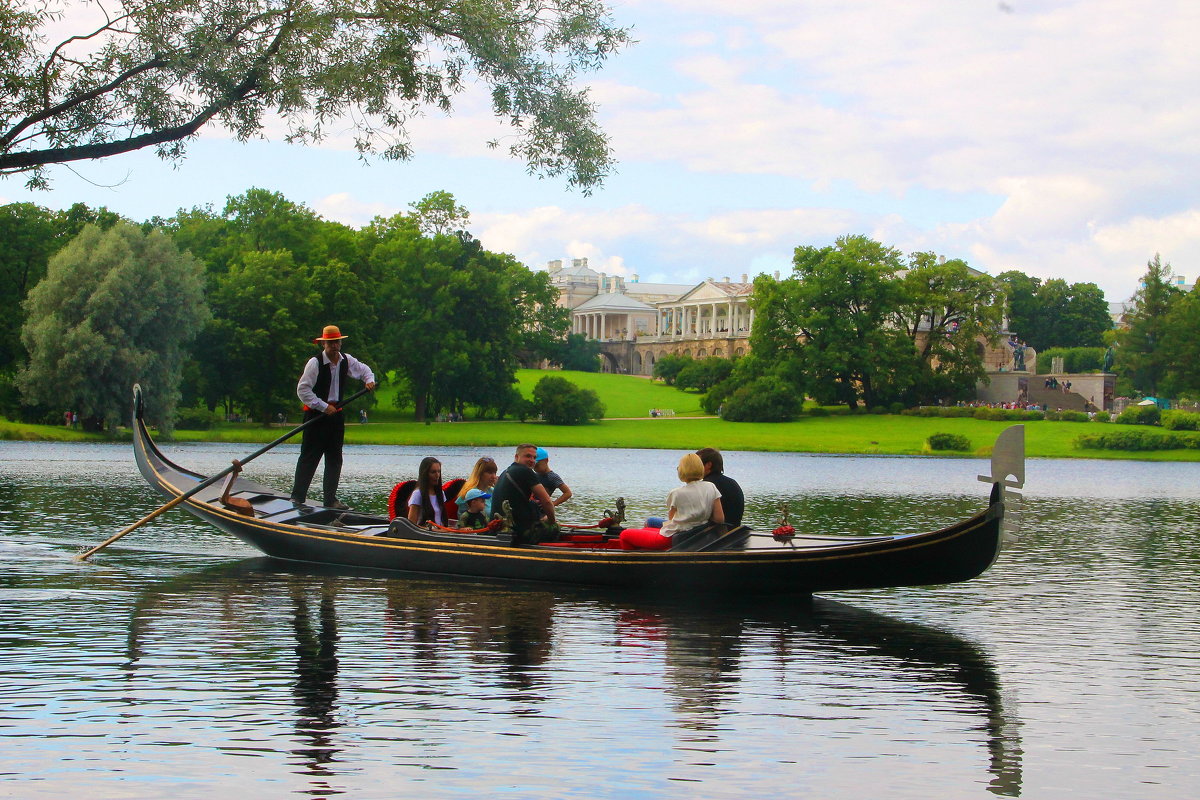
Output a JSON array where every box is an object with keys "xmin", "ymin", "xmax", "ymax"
[
  {"xmin": 531, "ymin": 375, "xmax": 604, "ymax": 424},
  {"xmin": 17, "ymin": 222, "xmax": 208, "ymax": 433},
  {"xmin": 652, "ymin": 354, "xmax": 693, "ymax": 385},
  {"xmin": 371, "ymin": 220, "xmax": 565, "ymax": 420},
  {"xmin": 409, "ymin": 191, "xmax": 470, "ymax": 237},
  {"xmin": 1, "ymin": 0, "xmax": 630, "ymax": 192},
  {"xmin": 1116, "ymin": 254, "xmax": 1181, "ymax": 397},
  {"xmin": 0, "ymin": 203, "xmax": 60, "ymax": 371},
  {"xmin": 193, "ymin": 250, "xmax": 321, "ymax": 422},
  {"xmin": 554, "ymin": 333, "xmax": 602, "ymax": 372},
  {"xmin": 1032, "ymin": 278, "xmax": 1111, "ymax": 349},
  {"xmin": 1159, "ymin": 287, "xmax": 1200, "ymax": 400},
  {"xmin": 675, "ymin": 357, "xmax": 734, "ymax": 393},
  {"xmin": 0, "ymin": 202, "xmax": 124, "ymax": 372},
  {"xmin": 896, "ymin": 254, "xmax": 1002, "ymax": 404},
  {"xmin": 782, "ymin": 235, "xmax": 915, "ymax": 409},
  {"xmin": 996, "ymin": 270, "xmax": 1111, "ymax": 350}
]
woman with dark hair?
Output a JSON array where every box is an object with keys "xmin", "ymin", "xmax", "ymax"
[{"xmin": 407, "ymin": 457, "xmax": 447, "ymax": 527}]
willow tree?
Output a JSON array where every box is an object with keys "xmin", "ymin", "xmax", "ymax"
[
  {"xmin": 18, "ymin": 222, "xmax": 209, "ymax": 433},
  {"xmin": 0, "ymin": 0, "xmax": 630, "ymax": 190}
]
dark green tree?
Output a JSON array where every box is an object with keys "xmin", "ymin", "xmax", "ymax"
[
  {"xmin": 783, "ymin": 235, "xmax": 915, "ymax": 409},
  {"xmin": 1, "ymin": 0, "xmax": 630, "ymax": 192},
  {"xmin": 996, "ymin": 270, "xmax": 1111, "ymax": 350},
  {"xmin": 555, "ymin": 334, "xmax": 602, "ymax": 372},
  {"xmin": 1115, "ymin": 254, "xmax": 1181, "ymax": 397},
  {"xmin": 17, "ymin": 222, "xmax": 208, "ymax": 433},
  {"xmin": 652, "ymin": 353, "xmax": 693, "ymax": 385},
  {"xmin": 1159, "ymin": 287, "xmax": 1200, "ymax": 400},
  {"xmin": 0, "ymin": 203, "xmax": 61, "ymax": 371},
  {"xmin": 675, "ymin": 357, "xmax": 734, "ymax": 393},
  {"xmin": 194, "ymin": 250, "xmax": 321, "ymax": 421},
  {"xmin": 896, "ymin": 254, "xmax": 1002, "ymax": 404},
  {"xmin": 371, "ymin": 220, "xmax": 565, "ymax": 420}
]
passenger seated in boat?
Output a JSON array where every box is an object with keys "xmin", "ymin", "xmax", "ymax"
[
  {"xmin": 457, "ymin": 488, "xmax": 492, "ymax": 531},
  {"xmin": 407, "ymin": 456, "xmax": 448, "ymax": 527},
  {"xmin": 456, "ymin": 457, "xmax": 498, "ymax": 517},
  {"xmin": 619, "ymin": 453, "xmax": 724, "ymax": 550}
]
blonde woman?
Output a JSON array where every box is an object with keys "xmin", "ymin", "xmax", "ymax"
[
  {"xmin": 620, "ymin": 453, "xmax": 724, "ymax": 550},
  {"xmin": 457, "ymin": 457, "xmax": 499, "ymax": 517}
]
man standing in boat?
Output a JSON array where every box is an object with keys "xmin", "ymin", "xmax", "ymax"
[
  {"xmin": 696, "ymin": 448, "xmax": 744, "ymax": 527},
  {"xmin": 290, "ymin": 325, "xmax": 376, "ymax": 509},
  {"xmin": 492, "ymin": 444, "xmax": 557, "ymax": 544}
]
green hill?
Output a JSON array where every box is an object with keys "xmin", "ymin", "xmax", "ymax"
[{"xmin": 515, "ymin": 369, "xmax": 705, "ymax": 418}]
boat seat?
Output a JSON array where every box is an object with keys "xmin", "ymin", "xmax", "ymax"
[{"xmin": 670, "ymin": 524, "xmax": 748, "ymax": 552}]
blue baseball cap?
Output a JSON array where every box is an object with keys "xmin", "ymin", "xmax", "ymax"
[
  {"xmin": 535, "ymin": 447, "xmax": 549, "ymax": 462},
  {"xmin": 464, "ymin": 488, "xmax": 491, "ymax": 502}
]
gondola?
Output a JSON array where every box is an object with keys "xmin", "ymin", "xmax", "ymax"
[{"xmin": 131, "ymin": 386, "xmax": 1024, "ymax": 594}]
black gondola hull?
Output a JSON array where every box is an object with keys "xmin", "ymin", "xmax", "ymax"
[{"xmin": 132, "ymin": 389, "xmax": 1007, "ymax": 594}]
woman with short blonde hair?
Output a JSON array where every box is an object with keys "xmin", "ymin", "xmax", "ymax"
[{"xmin": 620, "ymin": 453, "xmax": 724, "ymax": 550}]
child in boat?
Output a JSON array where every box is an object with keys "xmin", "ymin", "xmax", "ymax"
[
  {"xmin": 619, "ymin": 453, "xmax": 724, "ymax": 550},
  {"xmin": 457, "ymin": 488, "xmax": 492, "ymax": 530}
]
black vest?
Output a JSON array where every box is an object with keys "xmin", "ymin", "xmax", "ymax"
[{"xmin": 311, "ymin": 355, "xmax": 350, "ymax": 405}]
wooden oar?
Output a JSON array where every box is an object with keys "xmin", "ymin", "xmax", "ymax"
[{"xmin": 75, "ymin": 386, "xmax": 372, "ymax": 561}]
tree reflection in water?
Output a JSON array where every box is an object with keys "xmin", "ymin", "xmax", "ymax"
[{"xmin": 123, "ymin": 560, "xmax": 1021, "ymax": 798}]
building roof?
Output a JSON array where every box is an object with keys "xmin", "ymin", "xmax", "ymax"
[
  {"xmin": 674, "ymin": 280, "xmax": 755, "ymax": 303},
  {"xmin": 574, "ymin": 292, "xmax": 657, "ymax": 313}
]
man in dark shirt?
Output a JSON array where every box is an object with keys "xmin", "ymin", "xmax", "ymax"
[
  {"xmin": 491, "ymin": 444, "xmax": 556, "ymax": 543},
  {"xmin": 696, "ymin": 447, "xmax": 744, "ymax": 527}
]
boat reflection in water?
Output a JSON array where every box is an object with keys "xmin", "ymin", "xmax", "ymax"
[{"xmin": 124, "ymin": 561, "xmax": 1022, "ymax": 798}]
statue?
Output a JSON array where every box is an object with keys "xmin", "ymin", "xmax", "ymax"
[
  {"xmin": 1007, "ymin": 337, "xmax": 1026, "ymax": 372},
  {"xmin": 1103, "ymin": 346, "xmax": 1114, "ymax": 373}
]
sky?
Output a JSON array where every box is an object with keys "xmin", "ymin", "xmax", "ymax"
[{"xmin": 3, "ymin": 0, "xmax": 1198, "ymax": 300}]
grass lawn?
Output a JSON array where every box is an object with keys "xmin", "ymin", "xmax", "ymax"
[
  {"xmin": 8, "ymin": 369, "xmax": 1197, "ymax": 460},
  {"xmin": 168, "ymin": 414, "xmax": 1200, "ymax": 461},
  {"xmin": 1, "ymin": 419, "xmax": 102, "ymax": 441},
  {"xmin": 368, "ymin": 368, "xmax": 704, "ymax": 421}
]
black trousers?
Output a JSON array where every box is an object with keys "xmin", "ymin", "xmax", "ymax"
[{"xmin": 289, "ymin": 410, "xmax": 345, "ymax": 504}]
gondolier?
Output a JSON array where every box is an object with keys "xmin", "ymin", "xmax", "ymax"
[{"xmin": 290, "ymin": 325, "xmax": 376, "ymax": 509}]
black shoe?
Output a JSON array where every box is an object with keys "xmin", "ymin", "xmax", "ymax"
[{"xmin": 328, "ymin": 500, "xmax": 349, "ymax": 510}]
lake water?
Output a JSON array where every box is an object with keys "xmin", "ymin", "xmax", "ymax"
[{"xmin": 1, "ymin": 440, "xmax": 1198, "ymax": 798}]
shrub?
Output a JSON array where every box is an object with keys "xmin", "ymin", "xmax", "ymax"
[
  {"xmin": 928, "ymin": 433, "xmax": 972, "ymax": 451},
  {"xmin": 889, "ymin": 402, "xmax": 906, "ymax": 414},
  {"xmin": 1037, "ymin": 347, "xmax": 1107, "ymax": 374},
  {"xmin": 531, "ymin": 376, "xmax": 605, "ymax": 425},
  {"xmin": 175, "ymin": 405, "xmax": 219, "ymax": 430},
  {"xmin": 902, "ymin": 406, "xmax": 976, "ymax": 418},
  {"xmin": 1075, "ymin": 430, "xmax": 1200, "ymax": 451},
  {"xmin": 1057, "ymin": 410, "xmax": 1090, "ymax": 422},
  {"xmin": 1094, "ymin": 410, "xmax": 1111, "ymax": 422},
  {"xmin": 1162, "ymin": 410, "xmax": 1200, "ymax": 431},
  {"xmin": 1115, "ymin": 406, "xmax": 1160, "ymax": 426},
  {"xmin": 720, "ymin": 376, "xmax": 803, "ymax": 422}
]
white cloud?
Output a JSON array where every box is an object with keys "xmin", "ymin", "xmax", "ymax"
[{"xmin": 313, "ymin": 193, "xmax": 400, "ymax": 227}]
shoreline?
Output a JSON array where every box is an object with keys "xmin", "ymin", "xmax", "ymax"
[{"xmin": 7, "ymin": 415, "xmax": 1199, "ymax": 462}]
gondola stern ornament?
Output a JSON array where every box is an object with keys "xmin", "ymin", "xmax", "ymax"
[
  {"xmin": 772, "ymin": 502, "xmax": 796, "ymax": 542},
  {"xmin": 978, "ymin": 425, "xmax": 1025, "ymax": 545}
]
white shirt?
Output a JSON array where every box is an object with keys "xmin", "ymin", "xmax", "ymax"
[
  {"xmin": 408, "ymin": 489, "xmax": 446, "ymax": 526},
  {"xmin": 296, "ymin": 351, "xmax": 375, "ymax": 412},
  {"xmin": 660, "ymin": 480, "xmax": 722, "ymax": 537}
]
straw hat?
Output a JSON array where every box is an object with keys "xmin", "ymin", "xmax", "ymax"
[{"xmin": 313, "ymin": 325, "xmax": 348, "ymax": 343}]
